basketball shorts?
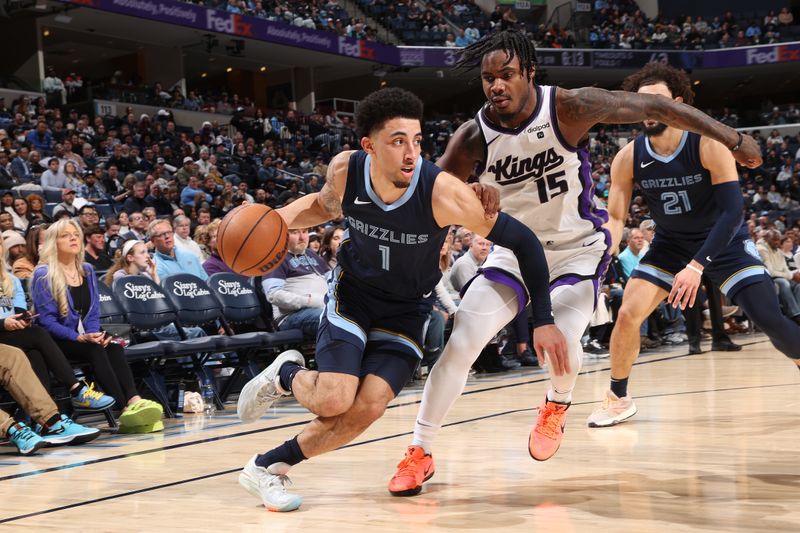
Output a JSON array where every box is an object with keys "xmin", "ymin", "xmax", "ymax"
[
  {"xmin": 476, "ymin": 229, "xmax": 612, "ymax": 312},
  {"xmin": 631, "ymin": 235, "xmax": 768, "ymax": 299},
  {"xmin": 315, "ymin": 267, "xmax": 429, "ymax": 396}
]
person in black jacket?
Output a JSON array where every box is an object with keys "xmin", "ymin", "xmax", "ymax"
[{"xmin": 122, "ymin": 182, "xmax": 148, "ymax": 214}]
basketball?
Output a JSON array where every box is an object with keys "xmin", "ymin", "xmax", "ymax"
[{"xmin": 217, "ymin": 203, "xmax": 288, "ymax": 276}]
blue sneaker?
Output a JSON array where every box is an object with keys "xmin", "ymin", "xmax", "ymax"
[
  {"xmin": 40, "ymin": 415, "xmax": 100, "ymax": 446},
  {"xmin": 72, "ymin": 382, "xmax": 115, "ymax": 411},
  {"xmin": 7, "ymin": 423, "xmax": 46, "ymax": 455}
]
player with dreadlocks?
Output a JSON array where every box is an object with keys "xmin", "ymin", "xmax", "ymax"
[{"xmin": 387, "ymin": 29, "xmax": 762, "ymax": 497}]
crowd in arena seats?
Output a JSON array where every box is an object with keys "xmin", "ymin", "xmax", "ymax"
[
  {"xmin": 3, "ymin": 75, "xmax": 800, "ymax": 449},
  {"xmin": 587, "ymin": 2, "xmax": 798, "ymax": 50}
]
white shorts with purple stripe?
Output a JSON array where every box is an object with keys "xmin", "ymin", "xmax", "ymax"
[{"xmin": 481, "ymin": 229, "xmax": 612, "ymax": 310}]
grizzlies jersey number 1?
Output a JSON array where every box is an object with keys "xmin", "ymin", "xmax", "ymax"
[{"xmin": 336, "ymin": 150, "xmax": 449, "ymax": 300}]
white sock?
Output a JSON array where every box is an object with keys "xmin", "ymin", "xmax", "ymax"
[{"xmin": 411, "ymin": 418, "xmax": 441, "ymax": 454}]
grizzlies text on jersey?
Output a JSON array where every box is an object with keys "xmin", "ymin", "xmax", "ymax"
[{"xmin": 337, "ymin": 150, "xmax": 450, "ymax": 300}]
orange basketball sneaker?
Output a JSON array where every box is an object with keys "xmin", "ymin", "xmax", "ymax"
[
  {"xmin": 528, "ymin": 397, "xmax": 570, "ymax": 461},
  {"xmin": 388, "ymin": 446, "xmax": 435, "ymax": 496}
]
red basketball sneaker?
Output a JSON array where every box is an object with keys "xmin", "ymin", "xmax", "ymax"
[
  {"xmin": 528, "ymin": 397, "xmax": 570, "ymax": 461},
  {"xmin": 388, "ymin": 446, "xmax": 435, "ymax": 496}
]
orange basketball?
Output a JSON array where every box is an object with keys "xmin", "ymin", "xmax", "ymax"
[{"xmin": 217, "ymin": 203, "xmax": 289, "ymax": 276}]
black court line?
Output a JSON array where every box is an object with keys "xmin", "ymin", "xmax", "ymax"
[
  {"xmin": 1, "ymin": 377, "xmax": 795, "ymax": 525},
  {"xmin": 0, "ymin": 339, "xmax": 772, "ymax": 485}
]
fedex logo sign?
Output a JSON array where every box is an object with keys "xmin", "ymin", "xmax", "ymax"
[
  {"xmin": 206, "ymin": 10, "xmax": 254, "ymax": 37},
  {"xmin": 337, "ymin": 37, "xmax": 376, "ymax": 60},
  {"xmin": 746, "ymin": 45, "xmax": 800, "ymax": 65}
]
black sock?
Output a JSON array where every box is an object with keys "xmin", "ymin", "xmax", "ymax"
[
  {"xmin": 255, "ymin": 436, "xmax": 307, "ymax": 469},
  {"xmin": 278, "ymin": 362, "xmax": 303, "ymax": 392},
  {"xmin": 610, "ymin": 376, "xmax": 629, "ymax": 398},
  {"xmin": 44, "ymin": 414, "xmax": 61, "ymax": 428}
]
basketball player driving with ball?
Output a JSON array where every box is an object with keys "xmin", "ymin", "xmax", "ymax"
[{"xmin": 234, "ymin": 86, "xmax": 566, "ymax": 511}]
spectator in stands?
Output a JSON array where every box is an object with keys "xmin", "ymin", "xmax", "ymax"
[
  {"xmin": 31, "ymin": 219, "xmax": 164, "ymax": 433},
  {"xmin": 104, "ymin": 216, "xmax": 122, "ymax": 255},
  {"xmin": 3, "ymin": 231, "xmax": 26, "ymax": 266},
  {"xmin": 76, "ymin": 205, "xmax": 100, "ymax": 231},
  {"xmin": 0, "ymin": 212, "xmax": 14, "ymax": 234},
  {"xmin": 25, "ymin": 121, "xmax": 52, "ymax": 153},
  {"xmin": 201, "ymin": 219, "xmax": 234, "ymax": 276},
  {"xmin": 83, "ymin": 225, "xmax": 113, "ymax": 271},
  {"xmin": 76, "ymin": 169, "xmax": 106, "ymax": 203},
  {"xmin": 10, "ymin": 146, "xmax": 33, "ymax": 183},
  {"xmin": 145, "ymin": 183, "xmax": 172, "ymax": 216},
  {"xmin": 0, "ymin": 233, "xmax": 115, "ymax": 412},
  {"xmin": 122, "ymin": 182, "xmax": 148, "ymax": 214},
  {"xmin": 149, "ymin": 218, "xmax": 208, "ymax": 281},
  {"xmin": 449, "ymin": 235, "xmax": 492, "ymax": 291},
  {"xmin": 41, "ymin": 157, "xmax": 66, "ymax": 190},
  {"xmin": 757, "ymin": 229, "xmax": 800, "ymax": 324},
  {"xmin": 262, "ymin": 227, "xmax": 329, "ymax": 340},
  {"xmin": 62, "ymin": 161, "xmax": 83, "ymax": 191},
  {"xmin": 12, "ymin": 223, "xmax": 45, "ymax": 280},
  {"xmin": 0, "ymin": 345, "xmax": 101, "ymax": 455},
  {"xmin": 120, "ymin": 211, "xmax": 148, "ymax": 242},
  {"xmin": 175, "ymin": 156, "xmax": 196, "ymax": 186},
  {"xmin": 51, "ymin": 189, "xmax": 78, "ymax": 219},
  {"xmin": 0, "ymin": 151, "xmax": 15, "ymax": 189},
  {"xmin": 318, "ymin": 224, "xmax": 343, "ymax": 269},
  {"xmin": 779, "ymin": 7, "xmax": 794, "ymax": 26},
  {"xmin": 9, "ymin": 197, "xmax": 32, "ymax": 233},
  {"xmin": 618, "ymin": 228, "xmax": 646, "ymax": 278},
  {"xmin": 180, "ymin": 175, "xmax": 211, "ymax": 207},
  {"xmin": 172, "ymin": 214, "xmax": 204, "ymax": 262}
]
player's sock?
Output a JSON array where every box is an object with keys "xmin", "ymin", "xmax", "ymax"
[
  {"xmin": 547, "ymin": 387, "xmax": 573, "ymax": 404},
  {"xmin": 610, "ymin": 376, "xmax": 629, "ymax": 398},
  {"xmin": 255, "ymin": 436, "xmax": 306, "ymax": 468},
  {"xmin": 278, "ymin": 362, "xmax": 303, "ymax": 393},
  {"xmin": 411, "ymin": 418, "xmax": 440, "ymax": 454}
]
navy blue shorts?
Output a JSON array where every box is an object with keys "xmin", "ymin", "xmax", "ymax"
[
  {"xmin": 315, "ymin": 268, "xmax": 429, "ymax": 396},
  {"xmin": 631, "ymin": 235, "xmax": 768, "ymax": 300}
]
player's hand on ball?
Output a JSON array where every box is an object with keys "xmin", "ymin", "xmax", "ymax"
[
  {"xmin": 668, "ymin": 266, "xmax": 702, "ymax": 310},
  {"xmin": 732, "ymin": 134, "xmax": 762, "ymax": 169},
  {"xmin": 533, "ymin": 324, "xmax": 569, "ymax": 376},
  {"xmin": 469, "ymin": 183, "xmax": 500, "ymax": 218}
]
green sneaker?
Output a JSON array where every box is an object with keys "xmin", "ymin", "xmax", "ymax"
[
  {"xmin": 118, "ymin": 419, "xmax": 165, "ymax": 434},
  {"xmin": 119, "ymin": 399, "xmax": 163, "ymax": 430}
]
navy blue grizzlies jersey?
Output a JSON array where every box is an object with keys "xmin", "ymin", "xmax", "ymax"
[
  {"xmin": 337, "ymin": 150, "xmax": 450, "ymax": 301},
  {"xmin": 633, "ymin": 131, "xmax": 746, "ymax": 241}
]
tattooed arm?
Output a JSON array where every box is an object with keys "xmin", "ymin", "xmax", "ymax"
[
  {"xmin": 556, "ymin": 87, "xmax": 762, "ymax": 168},
  {"xmin": 277, "ymin": 150, "xmax": 353, "ymax": 229}
]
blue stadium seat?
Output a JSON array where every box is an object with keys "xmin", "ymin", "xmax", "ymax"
[{"xmin": 44, "ymin": 189, "xmax": 63, "ymax": 203}]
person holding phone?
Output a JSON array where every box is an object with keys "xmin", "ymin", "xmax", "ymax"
[
  {"xmin": 31, "ymin": 219, "xmax": 164, "ymax": 433},
  {"xmin": 0, "ymin": 232, "xmax": 115, "ymax": 412}
]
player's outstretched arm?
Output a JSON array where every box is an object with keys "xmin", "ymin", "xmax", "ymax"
[
  {"xmin": 557, "ymin": 87, "xmax": 762, "ymax": 169},
  {"xmin": 432, "ymin": 173, "xmax": 569, "ymax": 375},
  {"xmin": 277, "ymin": 151, "xmax": 353, "ymax": 229},
  {"xmin": 606, "ymin": 142, "xmax": 635, "ymax": 254}
]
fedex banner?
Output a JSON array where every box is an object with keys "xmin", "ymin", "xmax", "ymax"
[{"xmin": 61, "ymin": 0, "xmax": 800, "ymax": 70}]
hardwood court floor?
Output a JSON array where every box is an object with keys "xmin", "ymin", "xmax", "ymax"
[{"xmin": 2, "ymin": 333, "xmax": 799, "ymax": 532}]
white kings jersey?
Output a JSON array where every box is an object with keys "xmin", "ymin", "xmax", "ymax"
[{"xmin": 476, "ymin": 84, "xmax": 608, "ymax": 247}]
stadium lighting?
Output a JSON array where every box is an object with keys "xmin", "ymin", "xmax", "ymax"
[
  {"xmin": 260, "ymin": 66, "xmax": 267, "ymax": 72},
  {"xmin": 42, "ymin": 29, "xmax": 50, "ymax": 37},
  {"xmin": 201, "ymin": 72, "xmax": 208, "ymax": 78},
  {"xmin": 226, "ymin": 67, "xmax": 233, "ymax": 73}
]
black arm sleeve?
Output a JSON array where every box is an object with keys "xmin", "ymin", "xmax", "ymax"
[
  {"xmin": 693, "ymin": 181, "xmax": 744, "ymax": 267},
  {"xmin": 486, "ymin": 212, "xmax": 554, "ymax": 327}
]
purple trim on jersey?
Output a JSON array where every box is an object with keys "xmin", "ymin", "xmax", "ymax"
[
  {"xmin": 550, "ymin": 275, "xmax": 583, "ymax": 291},
  {"xmin": 577, "ymin": 148, "xmax": 609, "ymax": 231},
  {"xmin": 478, "ymin": 84, "xmax": 544, "ymax": 136}
]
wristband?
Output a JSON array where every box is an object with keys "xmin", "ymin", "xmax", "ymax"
[
  {"xmin": 686, "ymin": 264, "xmax": 703, "ymax": 275},
  {"xmin": 730, "ymin": 131, "xmax": 744, "ymax": 152}
]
